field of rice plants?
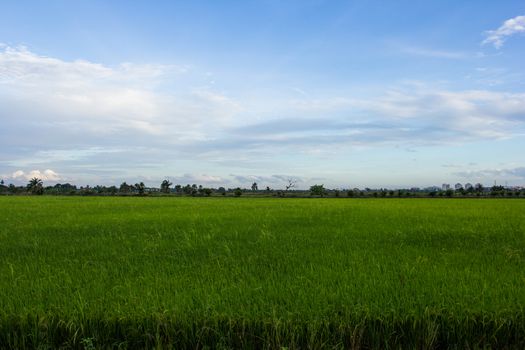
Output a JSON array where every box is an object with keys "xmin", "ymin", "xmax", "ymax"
[{"xmin": 0, "ymin": 196, "xmax": 524, "ymax": 349}]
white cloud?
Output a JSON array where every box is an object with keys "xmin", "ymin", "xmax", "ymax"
[
  {"xmin": 10, "ymin": 169, "xmax": 62, "ymax": 182},
  {"xmin": 1, "ymin": 46, "xmax": 525, "ymax": 185},
  {"xmin": 0, "ymin": 45, "xmax": 241, "ymax": 138},
  {"xmin": 355, "ymin": 88, "xmax": 525, "ymax": 140},
  {"xmin": 482, "ymin": 15, "xmax": 525, "ymax": 48}
]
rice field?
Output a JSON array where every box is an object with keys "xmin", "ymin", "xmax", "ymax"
[{"xmin": 0, "ymin": 196, "xmax": 524, "ymax": 349}]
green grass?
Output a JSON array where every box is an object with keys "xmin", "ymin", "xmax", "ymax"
[{"xmin": 0, "ymin": 197, "xmax": 524, "ymax": 349}]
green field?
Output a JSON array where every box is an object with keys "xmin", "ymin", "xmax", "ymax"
[{"xmin": 1, "ymin": 197, "xmax": 524, "ymax": 349}]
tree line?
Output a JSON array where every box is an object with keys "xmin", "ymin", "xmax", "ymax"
[{"xmin": 0, "ymin": 177, "xmax": 523, "ymax": 198}]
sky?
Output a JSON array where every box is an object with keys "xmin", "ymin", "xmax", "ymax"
[{"xmin": 1, "ymin": 0, "xmax": 524, "ymax": 189}]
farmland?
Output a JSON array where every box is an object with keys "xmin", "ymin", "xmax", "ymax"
[{"xmin": 0, "ymin": 197, "xmax": 524, "ymax": 349}]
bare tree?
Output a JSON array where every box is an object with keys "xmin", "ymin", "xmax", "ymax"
[{"xmin": 285, "ymin": 178, "xmax": 297, "ymax": 191}]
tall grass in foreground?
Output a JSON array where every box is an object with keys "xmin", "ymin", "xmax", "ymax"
[{"xmin": 0, "ymin": 197, "xmax": 524, "ymax": 348}]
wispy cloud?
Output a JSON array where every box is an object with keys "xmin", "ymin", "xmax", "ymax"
[
  {"xmin": 400, "ymin": 46, "xmax": 468, "ymax": 59},
  {"xmin": 221, "ymin": 87, "xmax": 525, "ymax": 152},
  {"xmin": 0, "ymin": 45, "xmax": 240, "ymax": 138},
  {"xmin": 482, "ymin": 15, "xmax": 525, "ymax": 48},
  {"xmin": 170, "ymin": 173, "xmax": 226, "ymax": 185},
  {"xmin": 0, "ymin": 45, "xmax": 242, "ymax": 180},
  {"xmin": 231, "ymin": 174, "xmax": 304, "ymax": 185},
  {"xmin": 455, "ymin": 167, "xmax": 525, "ymax": 180}
]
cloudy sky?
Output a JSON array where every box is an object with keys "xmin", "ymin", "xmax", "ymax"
[{"xmin": 1, "ymin": 1, "xmax": 524, "ymax": 189}]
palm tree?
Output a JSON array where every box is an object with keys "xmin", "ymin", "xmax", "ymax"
[
  {"xmin": 27, "ymin": 178, "xmax": 44, "ymax": 195},
  {"xmin": 135, "ymin": 182, "xmax": 146, "ymax": 196}
]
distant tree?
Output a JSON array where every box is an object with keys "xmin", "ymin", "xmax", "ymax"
[
  {"xmin": 234, "ymin": 187, "xmax": 242, "ymax": 197},
  {"xmin": 135, "ymin": 182, "xmax": 146, "ymax": 196},
  {"xmin": 429, "ymin": 191, "xmax": 437, "ymax": 197},
  {"xmin": 183, "ymin": 184, "xmax": 198, "ymax": 196},
  {"xmin": 174, "ymin": 184, "xmax": 182, "ymax": 193},
  {"xmin": 160, "ymin": 179, "xmax": 172, "ymax": 194},
  {"xmin": 334, "ymin": 189, "xmax": 340, "ymax": 197},
  {"xmin": 310, "ymin": 184, "xmax": 326, "ymax": 197},
  {"xmin": 119, "ymin": 182, "xmax": 132, "ymax": 194},
  {"xmin": 347, "ymin": 190, "xmax": 354, "ymax": 197},
  {"xmin": 203, "ymin": 188, "xmax": 213, "ymax": 196},
  {"xmin": 182, "ymin": 184, "xmax": 192, "ymax": 195},
  {"xmin": 27, "ymin": 178, "xmax": 44, "ymax": 195},
  {"xmin": 445, "ymin": 189, "xmax": 454, "ymax": 197},
  {"xmin": 217, "ymin": 187, "xmax": 226, "ymax": 196},
  {"xmin": 265, "ymin": 186, "xmax": 271, "ymax": 193},
  {"xmin": 80, "ymin": 185, "xmax": 94, "ymax": 196},
  {"xmin": 53, "ymin": 183, "xmax": 77, "ymax": 194},
  {"xmin": 0, "ymin": 179, "xmax": 4, "ymax": 186},
  {"xmin": 491, "ymin": 185, "xmax": 504, "ymax": 197},
  {"xmin": 474, "ymin": 183, "xmax": 484, "ymax": 193},
  {"xmin": 251, "ymin": 182, "xmax": 258, "ymax": 191}
]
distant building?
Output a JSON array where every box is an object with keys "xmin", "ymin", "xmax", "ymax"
[
  {"xmin": 455, "ymin": 183, "xmax": 463, "ymax": 190},
  {"xmin": 442, "ymin": 183, "xmax": 450, "ymax": 191}
]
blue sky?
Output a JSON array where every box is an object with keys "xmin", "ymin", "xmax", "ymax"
[{"xmin": 1, "ymin": 0, "xmax": 524, "ymax": 188}]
